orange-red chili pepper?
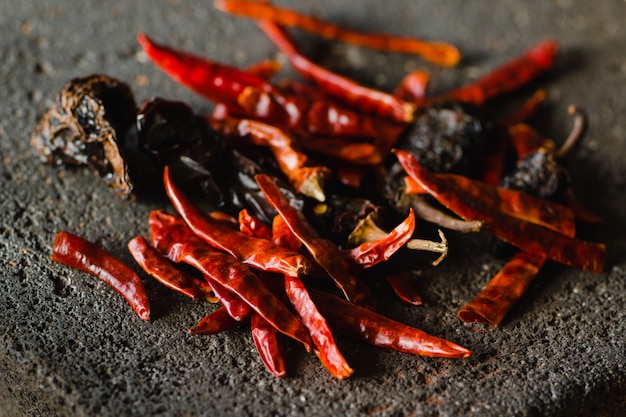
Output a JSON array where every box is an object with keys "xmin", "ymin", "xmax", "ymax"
[
  {"xmin": 128, "ymin": 235, "xmax": 216, "ymax": 302},
  {"xmin": 189, "ymin": 306, "xmax": 243, "ymax": 335},
  {"xmin": 257, "ymin": 20, "xmax": 415, "ymax": 123},
  {"xmin": 394, "ymin": 149, "xmax": 606, "ymax": 273},
  {"xmin": 255, "ymin": 173, "xmax": 376, "ymax": 309},
  {"xmin": 166, "ymin": 233, "xmax": 313, "ymax": 351},
  {"xmin": 437, "ymin": 40, "xmax": 559, "ymax": 105},
  {"xmin": 250, "ymin": 312, "xmax": 288, "ymax": 377},
  {"xmin": 163, "ymin": 166, "xmax": 312, "ymax": 277},
  {"xmin": 310, "ymin": 290, "xmax": 471, "ymax": 358},
  {"xmin": 346, "ymin": 209, "xmax": 416, "ymax": 269},
  {"xmin": 285, "ymin": 275, "xmax": 353, "ymax": 379},
  {"xmin": 51, "ymin": 231, "xmax": 150, "ymax": 321},
  {"xmin": 238, "ymin": 208, "xmax": 272, "ymax": 241},
  {"xmin": 215, "ymin": 0, "xmax": 461, "ymax": 67},
  {"xmin": 203, "ymin": 275, "xmax": 251, "ymax": 322},
  {"xmin": 458, "ymin": 251, "xmax": 546, "ymax": 326}
]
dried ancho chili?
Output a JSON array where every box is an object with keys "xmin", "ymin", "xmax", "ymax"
[
  {"xmin": 31, "ymin": 74, "xmax": 137, "ymax": 198},
  {"xmin": 36, "ymin": 1, "xmax": 608, "ymax": 378}
]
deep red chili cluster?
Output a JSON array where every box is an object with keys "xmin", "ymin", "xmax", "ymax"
[{"xmin": 38, "ymin": 0, "xmax": 606, "ymax": 378}]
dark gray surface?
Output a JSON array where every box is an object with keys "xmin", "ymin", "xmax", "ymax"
[{"xmin": 1, "ymin": 1, "xmax": 625, "ymax": 416}]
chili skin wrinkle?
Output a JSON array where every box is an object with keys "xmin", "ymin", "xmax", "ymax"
[{"xmin": 51, "ymin": 231, "xmax": 150, "ymax": 321}]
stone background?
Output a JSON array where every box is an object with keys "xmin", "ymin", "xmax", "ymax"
[{"xmin": 1, "ymin": 1, "xmax": 624, "ymax": 416}]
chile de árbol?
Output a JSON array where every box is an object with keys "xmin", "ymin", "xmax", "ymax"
[{"xmin": 34, "ymin": 0, "xmax": 606, "ymax": 378}]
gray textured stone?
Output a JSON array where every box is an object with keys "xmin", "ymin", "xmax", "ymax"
[{"xmin": 1, "ymin": 1, "xmax": 624, "ymax": 416}]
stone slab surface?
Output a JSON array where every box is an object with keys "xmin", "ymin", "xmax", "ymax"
[{"xmin": 1, "ymin": 1, "xmax": 625, "ymax": 416}]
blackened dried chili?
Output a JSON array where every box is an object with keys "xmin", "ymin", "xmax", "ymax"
[
  {"xmin": 51, "ymin": 231, "xmax": 150, "ymax": 320},
  {"xmin": 163, "ymin": 166, "xmax": 312, "ymax": 277},
  {"xmin": 310, "ymin": 290, "xmax": 471, "ymax": 358},
  {"xmin": 255, "ymin": 173, "xmax": 376, "ymax": 309}
]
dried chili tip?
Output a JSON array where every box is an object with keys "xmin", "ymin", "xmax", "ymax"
[
  {"xmin": 251, "ymin": 313, "xmax": 288, "ymax": 378},
  {"xmin": 189, "ymin": 306, "xmax": 244, "ymax": 335},
  {"xmin": 51, "ymin": 231, "xmax": 150, "ymax": 321},
  {"xmin": 128, "ymin": 236, "xmax": 216, "ymax": 302},
  {"xmin": 385, "ymin": 273, "xmax": 422, "ymax": 306},
  {"xmin": 458, "ymin": 251, "xmax": 546, "ymax": 326},
  {"xmin": 31, "ymin": 74, "xmax": 137, "ymax": 198}
]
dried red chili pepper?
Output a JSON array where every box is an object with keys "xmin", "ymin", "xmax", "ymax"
[
  {"xmin": 257, "ymin": 20, "xmax": 415, "ymax": 123},
  {"xmin": 285, "ymin": 275, "xmax": 353, "ymax": 379},
  {"xmin": 436, "ymin": 40, "xmax": 559, "ymax": 105},
  {"xmin": 255, "ymin": 173, "xmax": 376, "ymax": 309},
  {"xmin": 163, "ymin": 166, "xmax": 312, "ymax": 277},
  {"xmin": 458, "ymin": 251, "xmax": 546, "ymax": 326},
  {"xmin": 250, "ymin": 312, "xmax": 288, "ymax": 378},
  {"xmin": 189, "ymin": 306, "xmax": 243, "ymax": 335},
  {"xmin": 271, "ymin": 214, "xmax": 302, "ymax": 251},
  {"xmin": 394, "ymin": 69, "xmax": 431, "ymax": 102},
  {"xmin": 345, "ymin": 209, "xmax": 416, "ymax": 269},
  {"xmin": 215, "ymin": 0, "xmax": 461, "ymax": 67},
  {"xmin": 394, "ymin": 149, "xmax": 606, "ymax": 273},
  {"xmin": 165, "ymin": 232, "xmax": 312, "ymax": 350},
  {"xmin": 310, "ymin": 290, "xmax": 471, "ymax": 358},
  {"xmin": 385, "ymin": 273, "xmax": 423, "ymax": 306},
  {"xmin": 137, "ymin": 33, "xmax": 288, "ymax": 122},
  {"xmin": 51, "ymin": 231, "xmax": 150, "ymax": 321},
  {"xmin": 203, "ymin": 276, "xmax": 251, "ymax": 322},
  {"xmin": 128, "ymin": 235, "xmax": 216, "ymax": 302}
]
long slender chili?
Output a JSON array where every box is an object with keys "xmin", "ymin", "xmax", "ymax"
[
  {"xmin": 250, "ymin": 312, "xmax": 288, "ymax": 378},
  {"xmin": 285, "ymin": 275, "xmax": 353, "ymax": 379},
  {"xmin": 167, "ymin": 235, "xmax": 313, "ymax": 351},
  {"xmin": 215, "ymin": 0, "xmax": 461, "ymax": 67},
  {"xmin": 128, "ymin": 236, "xmax": 216, "ymax": 301},
  {"xmin": 51, "ymin": 231, "xmax": 150, "ymax": 321},
  {"xmin": 163, "ymin": 166, "xmax": 311, "ymax": 277},
  {"xmin": 438, "ymin": 40, "xmax": 559, "ymax": 105},
  {"xmin": 394, "ymin": 149, "xmax": 606, "ymax": 273},
  {"xmin": 458, "ymin": 251, "xmax": 546, "ymax": 326},
  {"xmin": 310, "ymin": 290, "xmax": 471, "ymax": 358},
  {"xmin": 255, "ymin": 173, "xmax": 376, "ymax": 309},
  {"xmin": 257, "ymin": 20, "xmax": 415, "ymax": 123}
]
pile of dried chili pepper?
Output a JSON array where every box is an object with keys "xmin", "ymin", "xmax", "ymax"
[{"xmin": 33, "ymin": 0, "xmax": 606, "ymax": 378}]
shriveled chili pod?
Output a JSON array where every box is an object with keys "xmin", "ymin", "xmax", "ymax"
[
  {"xmin": 203, "ymin": 275, "xmax": 251, "ymax": 321},
  {"xmin": 310, "ymin": 290, "xmax": 471, "ymax": 359},
  {"xmin": 251, "ymin": 312, "xmax": 288, "ymax": 377},
  {"xmin": 394, "ymin": 149, "xmax": 606, "ymax": 273},
  {"xmin": 163, "ymin": 166, "xmax": 311, "ymax": 277},
  {"xmin": 189, "ymin": 306, "xmax": 244, "ymax": 335},
  {"xmin": 258, "ymin": 20, "xmax": 415, "ymax": 123},
  {"xmin": 255, "ymin": 173, "xmax": 376, "ymax": 309},
  {"xmin": 128, "ymin": 235, "xmax": 216, "ymax": 302},
  {"xmin": 238, "ymin": 208, "xmax": 272, "ymax": 241},
  {"xmin": 285, "ymin": 275, "xmax": 353, "ymax": 379},
  {"xmin": 458, "ymin": 251, "xmax": 546, "ymax": 326},
  {"xmin": 51, "ymin": 231, "xmax": 150, "ymax": 321}
]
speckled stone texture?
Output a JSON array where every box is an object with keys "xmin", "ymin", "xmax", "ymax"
[{"xmin": 1, "ymin": 1, "xmax": 625, "ymax": 416}]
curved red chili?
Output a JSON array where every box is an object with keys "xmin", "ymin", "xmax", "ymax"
[
  {"xmin": 51, "ymin": 231, "xmax": 150, "ymax": 321},
  {"xmin": 163, "ymin": 166, "xmax": 312, "ymax": 277},
  {"xmin": 128, "ymin": 235, "xmax": 215, "ymax": 302},
  {"xmin": 310, "ymin": 290, "xmax": 471, "ymax": 359},
  {"xmin": 189, "ymin": 306, "xmax": 243, "ymax": 335},
  {"xmin": 255, "ymin": 173, "xmax": 376, "ymax": 309}
]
